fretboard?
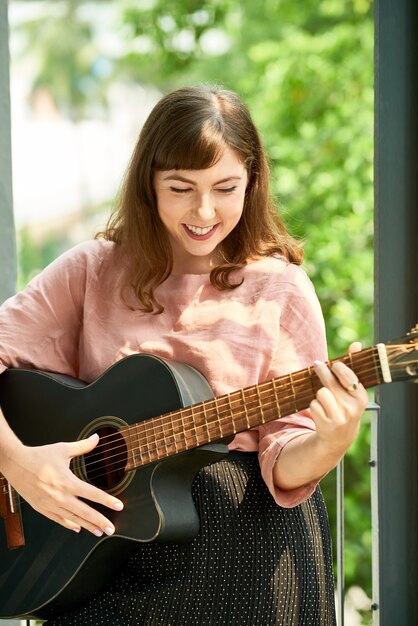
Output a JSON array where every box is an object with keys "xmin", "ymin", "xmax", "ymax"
[{"xmin": 124, "ymin": 346, "xmax": 382, "ymax": 471}]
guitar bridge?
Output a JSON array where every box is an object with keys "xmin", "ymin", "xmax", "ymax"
[{"xmin": 0, "ymin": 473, "xmax": 25, "ymax": 549}]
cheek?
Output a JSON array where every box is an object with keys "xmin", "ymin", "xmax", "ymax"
[
  {"xmin": 156, "ymin": 195, "xmax": 180, "ymax": 225},
  {"xmin": 226, "ymin": 196, "xmax": 245, "ymax": 222}
]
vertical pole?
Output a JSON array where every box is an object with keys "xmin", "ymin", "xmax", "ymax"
[
  {"xmin": 336, "ymin": 459, "xmax": 344, "ymax": 626},
  {"xmin": 0, "ymin": 2, "xmax": 22, "ymax": 626},
  {"xmin": 369, "ymin": 404, "xmax": 380, "ymax": 626},
  {"xmin": 374, "ymin": 0, "xmax": 418, "ymax": 623},
  {"xmin": 0, "ymin": 0, "xmax": 16, "ymax": 304}
]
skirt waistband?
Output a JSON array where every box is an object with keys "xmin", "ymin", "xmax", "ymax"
[{"xmin": 224, "ymin": 450, "xmax": 258, "ymax": 462}]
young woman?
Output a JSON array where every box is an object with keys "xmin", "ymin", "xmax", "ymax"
[{"xmin": 0, "ymin": 85, "xmax": 367, "ymax": 625}]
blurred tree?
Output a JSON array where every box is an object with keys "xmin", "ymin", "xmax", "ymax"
[
  {"xmin": 15, "ymin": 0, "xmax": 113, "ymax": 119},
  {"xmin": 119, "ymin": 0, "xmax": 374, "ymax": 351},
  {"xmin": 118, "ymin": 2, "xmax": 374, "ymax": 602}
]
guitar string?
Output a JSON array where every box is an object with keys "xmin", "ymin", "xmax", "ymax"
[
  {"xmin": 81, "ymin": 354, "xmax": 416, "ymax": 482},
  {"xmin": 80, "ymin": 349, "xmax": 403, "ymax": 475},
  {"xmin": 7, "ymin": 347, "xmax": 418, "ymax": 502},
  {"xmin": 9, "ymin": 352, "xmax": 385, "ymax": 496},
  {"xmin": 8, "ymin": 351, "xmax": 417, "ymax": 498},
  {"xmin": 82, "ymin": 347, "xmax": 393, "ymax": 470},
  {"xmin": 80, "ymin": 356, "xmax": 375, "ymax": 470},
  {"xmin": 80, "ymin": 353, "xmax": 389, "ymax": 478},
  {"xmin": 82, "ymin": 353, "xmax": 417, "ymax": 481},
  {"xmin": 83, "ymin": 347, "xmax": 381, "ymax": 458}
]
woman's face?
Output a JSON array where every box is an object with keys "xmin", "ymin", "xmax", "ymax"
[{"xmin": 153, "ymin": 146, "xmax": 248, "ymax": 274}]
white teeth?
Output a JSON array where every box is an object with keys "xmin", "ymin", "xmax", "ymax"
[{"xmin": 185, "ymin": 224, "xmax": 215, "ymax": 236}]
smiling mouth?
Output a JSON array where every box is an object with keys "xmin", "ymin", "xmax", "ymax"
[{"xmin": 185, "ymin": 224, "xmax": 216, "ymax": 236}]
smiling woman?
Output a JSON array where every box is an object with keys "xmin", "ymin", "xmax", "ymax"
[
  {"xmin": 99, "ymin": 85, "xmax": 303, "ymax": 313},
  {"xmin": 0, "ymin": 85, "xmax": 368, "ymax": 626}
]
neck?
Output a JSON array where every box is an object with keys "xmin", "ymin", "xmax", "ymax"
[{"xmin": 123, "ymin": 347, "xmax": 382, "ymax": 471}]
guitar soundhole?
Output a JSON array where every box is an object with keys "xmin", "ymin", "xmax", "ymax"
[{"xmin": 82, "ymin": 426, "xmax": 128, "ymax": 493}]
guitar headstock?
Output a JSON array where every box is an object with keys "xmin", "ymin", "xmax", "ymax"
[{"xmin": 385, "ymin": 325, "xmax": 418, "ymax": 383}]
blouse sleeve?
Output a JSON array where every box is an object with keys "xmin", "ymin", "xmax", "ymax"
[
  {"xmin": 0, "ymin": 242, "xmax": 92, "ymax": 377},
  {"xmin": 257, "ymin": 265, "xmax": 328, "ymax": 508}
]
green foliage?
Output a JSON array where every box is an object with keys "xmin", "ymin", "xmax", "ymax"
[
  {"xmin": 16, "ymin": 0, "xmax": 374, "ymax": 605},
  {"xmin": 118, "ymin": 0, "xmax": 374, "ymax": 356},
  {"xmin": 18, "ymin": 227, "xmax": 70, "ymax": 289},
  {"xmin": 116, "ymin": 2, "xmax": 374, "ymax": 598}
]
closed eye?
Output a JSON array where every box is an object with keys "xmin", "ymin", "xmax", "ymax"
[
  {"xmin": 170, "ymin": 187, "xmax": 192, "ymax": 193},
  {"xmin": 216, "ymin": 186, "xmax": 237, "ymax": 193},
  {"xmin": 169, "ymin": 185, "xmax": 238, "ymax": 194}
]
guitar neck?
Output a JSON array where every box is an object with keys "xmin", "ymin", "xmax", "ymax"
[{"xmin": 124, "ymin": 346, "xmax": 383, "ymax": 471}]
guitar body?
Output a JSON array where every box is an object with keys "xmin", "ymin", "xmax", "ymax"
[
  {"xmin": 0, "ymin": 354, "xmax": 229, "ymax": 619},
  {"xmin": 2, "ymin": 327, "xmax": 418, "ymax": 619}
]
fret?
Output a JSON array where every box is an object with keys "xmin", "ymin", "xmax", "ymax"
[
  {"xmin": 180, "ymin": 407, "xmax": 190, "ymax": 449},
  {"xmin": 215, "ymin": 396, "xmax": 227, "ymax": 439},
  {"xmin": 371, "ymin": 346, "xmax": 383, "ymax": 385},
  {"xmin": 152, "ymin": 416, "xmax": 166, "ymax": 461},
  {"xmin": 288, "ymin": 372, "xmax": 298, "ymax": 412},
  {"xmin": 142, "ymin": 417, "xmax": 153, "ymax": 465},
  {"xmin": 168, "ymin": 414, "xmax": 178, "ymax": 455},
  {"xmin": 271, "ymin": 378, "xmax": 282, "ymax": 417},
  {"xmin": 201, "ymin": 401, "xmax": 212, "ymax": 441},
  {"xmin": 255, "ymin": 385, "xmax": 266, "ymax": 424},
  {"xmin": 136, "ymin": 422, "xmax": 147, "ymax": 465},
  {"xmin": 150, "ymin": 415, "xmax": 159, "ymax": 462},
  {"xmin": 357, "ymin": 346, "xmax": 378, "ymax": 387},
  {"xmin": 125, "ymin": 426, "xmax": 133, "ymax": 468},
  {"xmin": 173, "ymin": 420, "xmax": 179, "ymax": 454},
  {"xmin": 162, "ymin": 416, "xmax": 175, "ymax": 459},
  {"xmin": 161, "ymin": 415, "xmax": 176, "ymax": 457},
  {"xmin": 241, "ymin": 389, "xmax": 251, "ymax": 429},
  {"xmin": 127, "ymin": 424, "xmax": 137, "ymax": 468},
  {"xmin": 133, "ymin": 423, "xmax": 144, "ymax": 466},
  {"xmin": 171, "ymin": 411, "xmax": 182, "ymax": 454},
  {"xmin": 307, "ymin": 366, "xmax": 317, "ymax": 401},
  {"xmin": 131, "ymin": 447, "xmax": 141, "ymax": 467},
  {"xmin": 190, "ymin": 405, "xmax": 204, "ymax": 447},
  {"xmin": 121, "ymin": 341, "xmax": 397, "ymax": 471},
  {"xmin": 228, "ymin": 394, "xmax": 237, "ymax": 434}
]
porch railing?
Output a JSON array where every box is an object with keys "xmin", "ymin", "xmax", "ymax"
[{"xmin": 335, "ymin": 402, "xmax": 380, "ymax": 626}]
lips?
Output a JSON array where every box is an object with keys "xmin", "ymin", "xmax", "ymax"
[{"xmin": 183, "ymin": 223, "xmax": 219, "ymax": 240}]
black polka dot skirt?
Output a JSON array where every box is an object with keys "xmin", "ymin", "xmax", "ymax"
[{"xmin": 44, "ymin": 452, "xmax": 336, "ymax": 626}]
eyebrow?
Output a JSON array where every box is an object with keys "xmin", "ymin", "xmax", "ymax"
[{"xmin": 162, "ymin": 174, "xmax": 243, "ymax": 185}]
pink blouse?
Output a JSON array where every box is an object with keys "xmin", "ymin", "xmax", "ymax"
[{"xmin": 0, "ymin": 240, "xmax": 328, "ymax": 507}]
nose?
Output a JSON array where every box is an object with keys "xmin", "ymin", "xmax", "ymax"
[{"xmin": 195, "ymin": 192, "xmax": 216, "ymax": 220}]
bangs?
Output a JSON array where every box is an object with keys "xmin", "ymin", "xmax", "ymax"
[{"xmin": 152, "ymin": 119, "xmax": 228, "ymax": 172}]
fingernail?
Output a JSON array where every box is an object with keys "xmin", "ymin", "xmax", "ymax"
[
  {"xmin": 93, "ymin": 528, "xmax": 103, "ymax": 537},
  {"xmin": 89, "ymin": 433, "xmax": 99, "ymax": 440},
  {"xmin": 72, "ymin": 527, "xmax": 81, "ymax": 533},
  {"xmin": 104, "ymin": 526, "xmax": 115, "ymax": 536},
  {"xmin": 113, "ymin": 501, "xmax": 123, "ymax": 511},
  {"xmin": 313, "ymin": 360, "xmax": 324, "ymax": 367}
]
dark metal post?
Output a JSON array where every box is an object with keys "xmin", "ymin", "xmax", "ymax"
[
  {"xmin": 0, "ymin": 1, "xmax": 21, "ymax": 625},
  {"xmin": 374, "ymin": 0, "xmax": 418, "ymax": 623},
  {"xmin": 0, "ymin": 0, "xmax": 16, "ymax": 304}
]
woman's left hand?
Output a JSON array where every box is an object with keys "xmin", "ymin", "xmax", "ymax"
[{"xmin": 310, "ymin": 342, "xmax": 369, "ymax": 456}]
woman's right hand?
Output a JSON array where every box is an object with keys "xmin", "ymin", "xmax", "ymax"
[{"xmin": 0, "ymin": 434, "xmax": 124, "ymax": 536}]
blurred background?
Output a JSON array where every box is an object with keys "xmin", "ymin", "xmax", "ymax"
[{"xmin": 8, "ymin": 0, "xmax": 374, "ymax": 623}]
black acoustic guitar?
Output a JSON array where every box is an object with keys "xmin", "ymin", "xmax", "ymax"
[{"xmin": 0, "ymin": 327, "xmax": 417, "ymax": 619}]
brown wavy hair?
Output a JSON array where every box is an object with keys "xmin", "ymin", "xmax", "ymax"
[{"xmin": 98, "ymin": 85, "xmax": 303, "ymax": 313}]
